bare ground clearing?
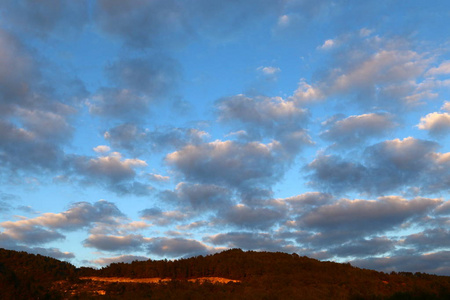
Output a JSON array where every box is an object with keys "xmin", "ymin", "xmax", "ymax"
[{"xmin": 80, "ymin": 276, "xmax": 241, "ymax": 284}]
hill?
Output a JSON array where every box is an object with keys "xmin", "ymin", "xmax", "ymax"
[{"xmin": 1, "ymin": 248, "xmax": 450, "ymax": 299}]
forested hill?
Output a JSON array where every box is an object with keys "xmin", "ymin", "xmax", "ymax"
[
  {"xmin": 1, "ymin": 248, "xmax": 450, "ymax": 299},
  {"xmin": 0, "ymin": 248, "xmax": 76, "ymax": 299}
]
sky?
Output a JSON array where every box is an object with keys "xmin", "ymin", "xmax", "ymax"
[{"xmin": 0, "ymin": 0, "xmax": 449, "ymax": 275}]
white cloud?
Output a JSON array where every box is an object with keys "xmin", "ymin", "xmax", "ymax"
[
  {"xmin": 93, "ymin": 145, "xmax": 111, "ymax": 153},
  {"xmin": 319, "ymin": 39, "xmax": 335, "ymax": 49},
  {"xmin": 426, "ymin": 61, "xmax": 450, "ymax": 76},
  {"xmin": 417, "ymin": 112, "xmax": 450, "ymax": 136},
  {"xmin": 277, "ymin": 14, "xmax": 290, "ymax": 27},
  {"xmin": 148, "ymin": 173, "xmax": 170, "ymax": 182},
  {"xmin": 290, "ymin": 80, "xmax": 324, "ymax": 103}
]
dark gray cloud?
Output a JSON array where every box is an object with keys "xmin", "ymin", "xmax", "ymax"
[
  {"xmin": 37, "ymin": 200, "xmax": 124, "ymax": 231},
  {"xmin": 0, "ymin": 29, "xmax": 39, "ymax": 110},
  {"xmin": 205, "ymin": 231, "xmax": 296, "ymax": 253},
  {"xmin": 216, "ymin": 94, "xmax": 312, "ymax": 155},
  {"xmin": 190, "ymin": 0, "xmax": 285, "ymax": 40},
  {"xmin": 402, "ymin": 228, "xmax": 450, "ymax": 252},
  {"xmin": 0, "ymin": 29, "xmax": 81, "ymax": 180},
  {"xmin": 328, "ymin": 237, "xmax": 396, "ymax": 258},
  {"xmin": 306, "ymin": 154, "xmax": 366, "ymax": 193},
  {"xmin": 104, "ymin": 123, "xmax": 208, "ymax": 154},
  {"xmin": 299, "ymin": 196, "xmax": 440, "ymax": 235},
  {"xmin": 0, "ymin": 200, "xmax": 124, "ymax": 248},
  {"xmin": 291, "ymin": 32, "xmax": 434, "ymax": 110},
  {"xmin": 140, "ymin": 208, "xmax": 190, "ymax": 226},
  {"xmin": 105, "ymin": 56, "xmax": 180, "ymax": 97},
  {"xmin": 87, "ymin": 88, "xmax": 150, "ymax": 121},
  {"xmin": 307, "ymin": 137, "xmax": 449, "ymax": 195},
  {"xmin": 220, "ymin": 204, "xmax": 286, "ymax": 229},
  {"xmin": 0, "ymin": 28, "xmax": 84, "ymax": 112},
  {"xmin": 435, "ymin": 201, "xmax": 450, "ymax": 215},
  {"xmin": 89, "ymin": 55, "xmax": 180, "ymax": 121},
  {"xmin": 0, "ymin": 192, "xmax": 18, "ymax": 212},
  {"xmin": 0, "ymin": 121, "xmax": 66, "ymax": 173},
  {"xmin": 161, "ymin": 182, "xmax": 233, "ymax": 211},
  {"xmin": 320, "ymin": 113, "xmax": 398, "ymax": 147},
  {"xmin": 66, "ymin": 152, "xmax": 152, "ymax": 196},
  {"xmin": 0, "ymin": 0, "xmax": 88, "ymax": 38},
  {"xmin": 351, "ymin": 250, "xmax": 450, "ymax": 276},
  {"xmin": 283, "ymin": 192, "xmax": 334, "ymax": 209},
  {"xmin": 83, "ymin": 234, "xmax": 145, "ymax": 252},
  {"xmin": 0, "ymin": 225, "xmax": 64, "ymax": 245},
  {"xmin": 146, "ymin": 237, "xmax": 210, "ymax": 257},
  {"xmin": 95, "ymin": 0, "xmax": 191, "ymax": 49},
  {"xmin": 0, "ymin": 234, "xmax": 74, "ymax": 259},
  {"xmin": 166, "ymin": 140, "xmax": 290, "ymax": 194},
  {"xmin": 95, "ymin": 0, "xmax": 285, "ymax": 48}
]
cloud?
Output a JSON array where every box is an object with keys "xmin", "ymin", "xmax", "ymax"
[
  {"xmin": 351, "ymin": 251, "xmax": 450, "ymax": 276},
  {"xmin": 220, "ymin": 204, "xmax": 286, "ymax": 229},
  {"xmin": 290, "ymin": 80, "xmax": 324, "ymax": 104},
  {"xmin": 318, "ymin": 39, "xmax": 335, "ymax": 50},
  {"xmin": 205, "ymin": 231, "xmax": 296, "ymax": 253},
  {"xmin": 15, "ymin": 108, "xmax": 74, "ymax": 143},
  {"xmin": 299, "ymin": 196, "xmax": 441, "ymax": 238},
  {"xmin": 93, "ymin": 145, "xmax": 111, "ymax": 154},
  {"xmin": 37, "ymin": 200, "xmax": 124, "ymax": 231},
  {"xmin": 161, "ymin": 182, "xmax": 233, "ymax": 211},
  {"xmin": 282, "ymin": 192, "xmax": 334, "ymax": 210},
  {"xmin": 402, "ymin": 228, "xmax": 450, "ymax": 252},
  {"xmin": 442, "ymin": 101, "xmax": 450, "ymax": 112},
  {"xmin": 0, "ymin": 200, "xmax": 125, "ymax": 247},
  {"xmin": 320, "ymin": 113, "xmax": 397, "ymax": 146},
  {"xmin": 148, "ymin": 173, "xmax": 170, "ymax": 183},
  {"xmin": 86, "ymin": 88, "xmax": 150, "ymax": 121},
  {"xmin": 216, "ymin": 94, "xmax": 311, "ymax": 154},
  {"xmin": 292, "ymin": 32, "xmax": 434, "ymax": 109},
  {"xmin": 426, "ymin": 61, "xmax": 450, "ymax": 76},
  {"xmin": 139, "ymin": 208, "xmax": 190, "ymax": 226},
  {"xmin": 307, "ymin": 137, "xmax": 449, "ymax": 195},
  {"xmin": 0, "ymin": 121, "xmax": 66, "ymax": 173},
  {"xmin": 166, "ymin": 140, "xmax": 289, "ymax": 193},
  {"xmin": 0, "ymin": 235, "xmax": 74, "ymax": 259},
  {"xmin": 83, "ymin": 234, "xmax": 146, "ymax": 252},
  {"xmin": 0, "ymin": 225, "xmax": 64, "ymax": 245},
  {"xmin": 105, "ymin": 56, "xmax": 180, "ymax": 96},
  {"xmin": 73, "ymin": 152, "xmax": 147, "ymax": 182},
  {"xmin": 0, "ymin": 0, "xmax": 88, "ymax": 37},
  {"xmin": 435, "ymin": 201, "xmax": 450, "ymax": 215},
  {"xmin": 0, "ymin": 29, "xmax": 38, "ymax": 104},
  {"xmin": 91, "ymin": 254, "xmax": 149, "ymax": 266},
  {"xmin": 257, "ymin": 66, "xmax": 281, "ymax": 75},
  {"xmin": 328, "ymin": 237, "xmax": 396, "ymax": 258},
  {"xmin": 417, "ymin": 112, "xmax": 450, "ymax": 136},
  {"xmin": 104, "ymin": 123, "xmax": 208, "ymax": 154},
  {"xmin": 146, "ymin": 237, "xmax": 211, "ymax": 257},
  {"xmin": 68, "ymin": 152, "xmax": 152, "ymax": 196},
  {"xmin": 0, "ymin": 29, "xmax": 81, "ymax": 178},
  {"xmin": 94, "ymin": 0, "xmax": 191, "ymax": 49}
]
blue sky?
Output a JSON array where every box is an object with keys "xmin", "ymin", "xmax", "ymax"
[{"xmin": 0, "ymin": 0, "xmax": 449, "ymax": 275}]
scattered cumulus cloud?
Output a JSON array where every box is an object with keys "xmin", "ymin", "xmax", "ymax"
[
  {"xmin": 320, "ymin": 113, "xmax": 398, "ymax": 147},
  {"xmin": 418, "ymin": 112, "xmax": 450, "ymax": 136}
]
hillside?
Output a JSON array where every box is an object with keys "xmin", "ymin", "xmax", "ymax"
[{"xmin": 1, "ymin": 248, "xmax": 450, "ymax": 299}]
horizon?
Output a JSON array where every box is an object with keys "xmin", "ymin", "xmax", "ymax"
[{"xmin": 0, "ymin": 1, "xmax": 449, "ymax": 275}]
